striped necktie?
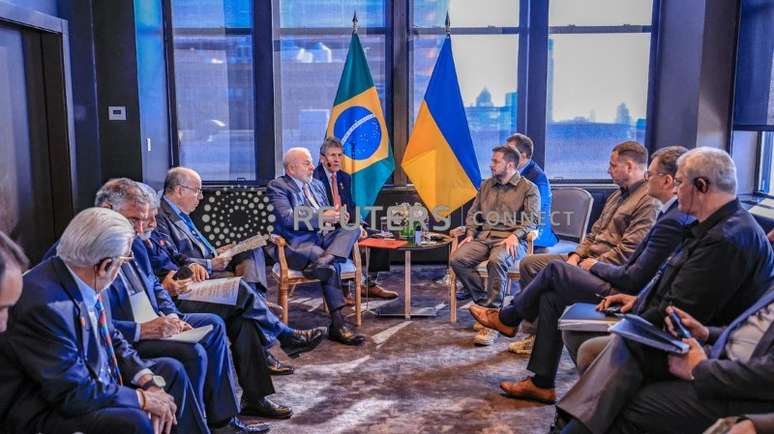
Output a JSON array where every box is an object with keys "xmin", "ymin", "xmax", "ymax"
[{"xmin": 94, "ymin": 295, "xmax": 122, "ymax": 385}]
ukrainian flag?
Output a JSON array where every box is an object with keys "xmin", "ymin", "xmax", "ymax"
[
  {"xmin": 326, "ymin": 32, "xmax": 394, "ymax": 219},
  {"xmin": 402, "ymin": 35, "xmax": 481, "ymax": 216}
]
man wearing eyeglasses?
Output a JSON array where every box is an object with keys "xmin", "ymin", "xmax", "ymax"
[
  {"xmin": 41, "ymin": 179, "xmax": 271, "ymax": 433},
  {"xmin": 1, "ymin": 208, "xmax": 209, "ymax": 434}
]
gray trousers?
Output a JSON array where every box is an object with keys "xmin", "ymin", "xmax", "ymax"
[
  {"xmin": 562, "ymin": 331, "xmax": 610, "ymax": 374},
  {"xmin": 449, "ymin": 238, "xmax": 525, "ymax": 308},
  {"xmin": 518, "ymin": 253, "xmax": 568, "ymax": 287}
]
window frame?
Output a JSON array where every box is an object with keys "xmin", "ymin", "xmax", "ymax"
[{"xmin": 162, "ymin": 0, "xmax": 660, "ymax": 186}]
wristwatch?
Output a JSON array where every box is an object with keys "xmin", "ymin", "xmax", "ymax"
[{"xmin": 141, "ymin": 375, "xmax": 167, "ymax": 390}]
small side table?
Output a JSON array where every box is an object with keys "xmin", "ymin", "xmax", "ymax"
[{"xmin": 360, "ymin": 233, "xmax": 455, "ymax": 322}]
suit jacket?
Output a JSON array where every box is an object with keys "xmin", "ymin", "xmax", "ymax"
[
  {"xmin": 155, "ymin": 197, "xmax": 214, "ymax": 270},
  {"xmin": 313, "ymin": 164, "xmax": 356, "ymax": 224},
  {"xmin": 589, "ymin": 199, "xmax": 693, "ymax": 294},
  {"xmin": 520, "ymin": 160, "xmax": 559, "ymax": 248},
  {"xmin": 638, "ymin": 199, "xmax": 774, "ymax": 327},
  {"xmin": 747, "ymin": 413, "xmax": 774, "ymax": 434},
  {"xmin": 103, "ymin": 237, "xmax": 182, "ymax": 341},
  {"xmin": 145, "ymin": 231, "xmax": 189, "ymax": 280},
  {"xmin": 1, "ymin": 257, "xmax": 149, "ymax": 432}
]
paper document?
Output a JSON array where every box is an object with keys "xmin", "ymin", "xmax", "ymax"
[
  {"xmin": 162, "ymin": 324, "xmax": 213, "ymax": 343},
  {"xmin": 177, "ymin": 277, "xmax": 241, "ymax": 306},
  {"xmin": 220, "ymin": 234, "xmax": 266, "ymax": 258}
]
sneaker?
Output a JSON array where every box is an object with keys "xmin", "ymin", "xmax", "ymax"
[
  {"xmin": 508, "ymin": 335, "xmax": 535, "ymax": 355},
  {"xmin": 474, "ymin": 327, "xmax": 499, "ymax": 346},
  {"xmin": 473, "ymin": 322, "xmax": 485, "ymax": 331}
]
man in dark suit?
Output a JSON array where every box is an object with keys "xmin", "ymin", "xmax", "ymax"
[
  {"xmin": 138, "ymin": 181, "xmax": 325, "ymax": 377},
  {"xmin": 506, "ymin": 133, "xmax": 558, "ymax": 250},
  {"xmin": 591, "ymin": 295, "xmax": 774, "ymax": 434},
  {"xmin": 313, "ymin": 136, "xmax": 397, "ymax": 301},
  {"xmin": 91, "ymin": 178, "xmax": 287, "ymax": 425},
  {"xmin": 266, "ymin": 147, "xmax": 365, "ymax": 346},
  {"xmin": 470, "ymin": 146, "xmax": 692, "ymax": 403},
  {"xmin": 556, "ymin": 147, "xmax": 774, "ymax": 434},
  {"xmin": 1, "ymin": 208, "xmax": 208, "ymax": 434}
]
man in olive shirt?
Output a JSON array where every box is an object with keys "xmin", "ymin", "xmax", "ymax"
[
  {"xmin": 450, "ymin": 145, "xmax": 540, "ymax": 316},
  {"xmin": 519, "ymin": 141, "xmax": 660, "ymax": 284}
]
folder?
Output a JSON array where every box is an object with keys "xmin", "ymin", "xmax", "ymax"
[
  {"xmin": 609, "ymin": 314, "xmax": 689, "ymax": 354},
  {"xmin": 558, "ymin": 302, "xmax": 622, "ymax": 332}
]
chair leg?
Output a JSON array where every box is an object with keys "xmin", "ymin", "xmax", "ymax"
[
  {"xmin": 449, "ymin": 270, "xmax": 457, "ymax": 323},
  {"xmin": 279, "ymin": 282, "xmax": 289, "ymax": 324}
]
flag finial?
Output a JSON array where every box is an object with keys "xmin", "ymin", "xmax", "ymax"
[
  {"xmin": 445, "ymin": 11, "xmax": 450, "ymax": 35},
  {"xmin": 353, "ymin": 11, "xmax": 359, "ymax": 34}
]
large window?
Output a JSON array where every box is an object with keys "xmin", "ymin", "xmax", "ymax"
[
  {"xmin": 169, "ymin": 0, "xmax": 257, "ymax": 181},
  {"xmin": 166, "ymin": 0, "xmax": 657, "ymax": 183},
  {"xmin": 272, "ymin": 0, "xmax": 388, "ymax": 158},
  {"xmin": 544, "ymin": 0, "xmax": 654, "ymax": 180},
  {"xmin": 411, "ymin": 0, "xmax": 520, "ymax": 179}
]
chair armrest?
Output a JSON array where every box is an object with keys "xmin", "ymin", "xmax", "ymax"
[
  {"xmin": 352, "ymin": 241, "xmax": 362, "ymax": 271},
  {"xmin": 526, "ymin": 230, "xmax": 538, "ymax": 256},
  {"xmin": 269, "ymin": 234, "xmax": 289, "ymax": 279}
]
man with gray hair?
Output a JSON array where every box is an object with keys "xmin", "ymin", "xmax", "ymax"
[
  {"xmin": 0, "ymin": 208, "xmax": 209, "ymax": 433},
  {"xmin": 267, "ymin": 147, "xmax": 365, "ymax": 346},
  {"xmin": 90, "ymin": 179, "xmax": 277, "ymax": 431},
  {"xmin": 556, "ymin": 147, "xmax": 774, "ymax": 434}
]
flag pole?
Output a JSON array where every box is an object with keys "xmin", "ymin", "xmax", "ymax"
[
  {"xmin": 445, "ymin": 11, "xmax": 450, "ymax": 35},
  {"xmin": 353, "ymin": 10, "xmax": 359, "ymax": 34}
]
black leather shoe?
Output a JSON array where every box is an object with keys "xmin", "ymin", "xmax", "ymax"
[
  {"xmin": 280, "ymin": 326, "xmax": 327, "ymax": 358},
  {"xmin": 329, "ymin": 322, "xmax": 366, "ymax": 346},
  {"xmin": 302, "ymin": 262, "xmax": 334, "ymax": 281},
  {"xmin": 211, "ymin": 417, "xmax": 270, "ymax": 433},
  {"xmin": 456, "ymin": 290, "xmax": 471, "ymax": 301},
  {"xmin": 265, "ymin": 351, "xmax": 294, "ymax": 376},
  {"xmin": 242, "ymin": 397, "xmax": 293, "ymax": 420}
]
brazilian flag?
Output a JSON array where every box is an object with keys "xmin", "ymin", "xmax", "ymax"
[{"xmin": 326, "ymin": 32, "xmax": 394, "ymax": 219}]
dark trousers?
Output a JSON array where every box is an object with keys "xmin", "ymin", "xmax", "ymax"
[
  {"xmin": 226, "ymin": 314, "xmax": 276, "ymax": 404},
  {"xmin": 283, "ymin": 228, "xmax": 360, "ymax": 313},
  {"xmin": 497, "ymin": 260, "xmax": 612, "ymax": 387},
  {"xmin": 38, "ymin": 357, "xmax": 208, "ymax": 434},
  {"xmin": 609, "ymin": 380, "xmax": 773, "ymax": 434},
  {"xmin": 558, "ymin": 335, "xmax": 671, "ymax": 434},
  {"xmin": 135, "ymin": 313, "xmax": 240, "ymax": 424},
  {"xmin": 178, "ymin": 281, "xmax": 293, "ymax": 348}
]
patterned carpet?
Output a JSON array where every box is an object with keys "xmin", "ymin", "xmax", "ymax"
[{"xmin": 247, "ymin": 265, "xmax": 580, "ymax": 433}]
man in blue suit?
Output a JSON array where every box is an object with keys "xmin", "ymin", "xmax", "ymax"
[
  {"xmin": 313, "ymin": 136, "xmax": 397, "ymax": 301},
  {"xmin": 470, "ymin": 146, "xmax": 693, "ymax": 403},
  {"xmin": 91, "ymin": 179, "xmax": 283, "ymax": 428},
  {"xmin": 1, "ymin": 208, "xmax": 207, "ymax": 434},
  {"xmin": 151, "ymin": 171, "xmax": 327, "ymax": 378},
  {"xmin": 267, "ymin": 147, "xmax": 365, "ymax": 346},
  {"xmin": 506, "ymin": 133, "xmax": 558, "ymax": 250}
]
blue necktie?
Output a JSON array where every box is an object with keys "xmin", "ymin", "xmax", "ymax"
[
  {"xmin": 179, "ymin": 212, "xmax": 216, "ymax": 256},
  {"xmin": 710, "ymin": 288, "xmax": 774, "ymax": 358}
]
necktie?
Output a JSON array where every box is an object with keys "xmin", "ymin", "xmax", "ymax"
[
  {"xmin": 179, "ymin": 212, "xmax": 216, "ymax": 255},
  {"xmin": 303, "ymin": 183, "xmax": 321, "ymax": 209},
  {"xmin": 94, "ymin": 295, "xmax": 123, "ymax": 385},
  {"xmin": 330, "ymin": 174, "xmax": 341, "ymax": 209}
]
